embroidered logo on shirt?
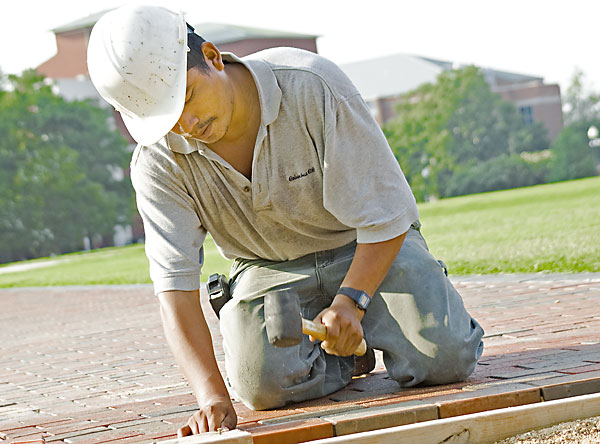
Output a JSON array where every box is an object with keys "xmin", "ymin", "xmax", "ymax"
[{"xmin": 289, "ymin": 167, "xmax": 315, "ymax": 182}]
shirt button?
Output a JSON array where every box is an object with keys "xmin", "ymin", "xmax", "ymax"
[{"xmin": 243, "ymin": 186, "xmax": 251, "ymax": 192}]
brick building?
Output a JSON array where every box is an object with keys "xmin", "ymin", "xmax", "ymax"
[{"xmin": 339, "ymin": 54, "xmax": 564, "ymax": 141}]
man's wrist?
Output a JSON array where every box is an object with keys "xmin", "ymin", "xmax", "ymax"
[
  {"xmin": 332, "ymin": 294, "xmax": 365, "ymax": 320},
  {"xmin": 337, "ymin": 287, "xmax": 371, "ymax": 311},
  {"xmin": 192, "ymin": 372, "xmax": 230, "ymax": 403}
]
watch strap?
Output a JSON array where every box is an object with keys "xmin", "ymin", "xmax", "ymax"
[{"xmin": 337, "ymin": 287, "xmax": 371, "ymax": 311}]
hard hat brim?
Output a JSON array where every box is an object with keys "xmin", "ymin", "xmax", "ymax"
[{"xmin": 120, "ymin": 90, "xmax": 186, "ymax": 146}]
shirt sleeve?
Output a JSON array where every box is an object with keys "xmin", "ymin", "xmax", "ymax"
[
  {"xmin": 130, "ymin": 145, "xmax": 206, "ymax": 295},
  {"xmin": 323, "ymin": 93, "xmax": 419, "ymax": 243}
]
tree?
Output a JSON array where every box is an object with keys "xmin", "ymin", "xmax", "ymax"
[
  {"xmin": 563, "ymin": 68, "xmax": 600, "ymax": 125},
  {"xmin": 0, "ymin": 70, "xmax": 132, "ymax": 262},
  {"xmin": 547, "ymin": 119, "xmax": 598, "ymax": 182},
  {"xmin": 546, "ymin": 69, "xmax": 600, "ymax": 182},
  {"xmin": 384, "ymin": 66, "xmax": 549, "ymax": 201}
]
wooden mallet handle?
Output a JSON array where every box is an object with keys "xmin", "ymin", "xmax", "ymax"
[{"xmin": 302, "ymin": 319, "xmax": 367, "ymax": 356}]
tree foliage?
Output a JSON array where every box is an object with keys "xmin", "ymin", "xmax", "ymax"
[
  {"xmin": 563, "ymin": 68, "xmax": 600, "ymax": 125},
  {"xmin": 548, "ymin": 69, "xmax": 600, "ymax": 182},
  {"xmin": 384, "ymin": 66, "xmax": 549, "ymax": 201},
  {"xmin": 444, "ymin": 153, "xmax": 550, "ymax": 198},
  {"xmin": 0, "ymin": 70, "xmax": 132, "ymax": 262},
  {"xmin": 548, "ymin": 119, "xmax": 599, "ymax": 182}
]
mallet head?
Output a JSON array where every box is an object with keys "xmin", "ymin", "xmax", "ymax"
[{"xmin": 264, "ymin": 290, "xmax": 303, "ymax": 347}]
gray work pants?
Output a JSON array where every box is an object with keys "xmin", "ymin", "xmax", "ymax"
[{"xmin": 219, "ymin": 225, "xmax": 484, "ymax": 410}]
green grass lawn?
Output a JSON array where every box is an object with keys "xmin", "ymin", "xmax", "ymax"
[
  {"xmin": 0, "ymin": 235, "xmax": 231, "ymax": 287},
  {"xmin": 0, "ymin": 177, "xmax": 598, "ymax": 287},
  {"xmin": 419, "ymin": 176, "xmax": 600, "ymax": 274}
]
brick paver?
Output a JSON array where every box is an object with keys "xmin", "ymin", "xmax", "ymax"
[{"xmin": 1, "ymin": 273, "xmax": 600, "ymax": 443}]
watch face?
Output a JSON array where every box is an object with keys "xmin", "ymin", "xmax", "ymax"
[{"xmin": 358, "ymin": 293, "xmax": 370, "ymax": 309}]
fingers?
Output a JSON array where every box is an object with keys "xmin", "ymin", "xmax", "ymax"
[
  {"xmin": 207, "ymin": 407, "xmax": 227, "ymax": 431},
  {"xmin": 178, "ymin": 414, "xmax": 203, "ymax": 436},
  {"xmin": 206, "ymin": 416, "xmax": 219, "ymax": 432},
  {"xmin": 316, "ymin": 308, "xmax": 363, "ymax": 356},
  {"xmin": 177, "ymin": 412, "xmax": 214, "ymax": 436},
  {"xmin": 182, "ymin": 414, "xmax": 205, "ymax": 435},
  {"xmin": 319, "ymin": 315, "xmax": 340, "ymax": 352},
  {"xmin": 323, "ymin": 327, "xmax": 362, "ymax": 356},
  {"xmin": 179, "ymin": 402, "xmax": 237, "ymax": 436}
]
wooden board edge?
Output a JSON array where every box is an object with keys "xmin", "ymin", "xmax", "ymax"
[
  {"xmin": 156, "ymin": 429, "xmax": 253, "ymax": 444},
  {"xmin": 302, "ymin": 392, "xmax": 600, "ymax": 444}
]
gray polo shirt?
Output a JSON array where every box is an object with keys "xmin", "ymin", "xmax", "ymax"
[{"xmin": 131, "ymin": 47, "xmax": 418, "ymax": 294}]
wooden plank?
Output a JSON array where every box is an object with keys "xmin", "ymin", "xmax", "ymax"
[
  {"xmin": 306, "ymin": 392, "xmax": 600, "ymax": 444},
  {"xmin": 157, "ymin": 429, "xmax": 253, "ymax": 444}
]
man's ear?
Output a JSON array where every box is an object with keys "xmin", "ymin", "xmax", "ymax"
[{"xmin": 201, "ymin": 42, "xmax": 224, "ymax": 71}]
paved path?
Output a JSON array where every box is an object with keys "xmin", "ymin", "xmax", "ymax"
[
  {"xmin": 1, "ymin": 273, "xmax": 600, "ymax": 443},
  {"xmin": 0, "ymin": 259, "xmax": 73, "ymax": 275}
]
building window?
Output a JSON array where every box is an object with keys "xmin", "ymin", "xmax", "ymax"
[{"xmin": 519, "ymin": 106, "xmax": 534, "ymax": 125}]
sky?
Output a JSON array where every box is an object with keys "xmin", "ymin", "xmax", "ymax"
[{"xmin": 1, "ymin": 0, "xmax": 599, "ymax": 94}]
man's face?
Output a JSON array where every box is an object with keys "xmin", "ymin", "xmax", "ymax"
[{"xmin": 171, "ymin": 65, "xmax": 234, "ymax": 144}]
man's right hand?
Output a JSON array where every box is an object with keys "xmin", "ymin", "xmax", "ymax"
[
  {"xmin": 178, "ymin": 395, "xmax": 237, "ymax": 436},
  {"xmin": 158, "ymin": 290, "xmax": 237, "ymax": 436}
]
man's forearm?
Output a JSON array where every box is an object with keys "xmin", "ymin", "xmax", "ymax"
[
  {"xmin": 315, "ymin": 231, "xmax": 408, "ymax": 356},
  {"xmin": 340, "ymin": 231, "xmax": 407, "ymax": 298},
  {"xmin": 158, "ymin": 290, "xmax": 229, "ymax": 402}
]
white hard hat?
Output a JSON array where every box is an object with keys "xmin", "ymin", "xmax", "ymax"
[{"xmin": 87, "ymin": 4, "xmax": 188, "ymax": 145}]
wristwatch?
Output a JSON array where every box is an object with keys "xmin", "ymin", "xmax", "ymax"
[{"xmin": 337, "ymin": 287, "xmax": 371, "ymax": 311}]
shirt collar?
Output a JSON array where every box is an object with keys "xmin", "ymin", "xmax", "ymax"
[{"xmin": 166, "ymin": 52, "xmax": 282, "ymax": 154}]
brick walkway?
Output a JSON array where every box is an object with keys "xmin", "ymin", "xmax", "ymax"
[{"xmin": 1, "ymin": 273, "xmax": 600, "ymax": 443}]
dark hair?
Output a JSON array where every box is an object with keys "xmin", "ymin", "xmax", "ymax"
[{"xmin": 187, "ymin": 32, "xmax": 210, "ymax": 73}]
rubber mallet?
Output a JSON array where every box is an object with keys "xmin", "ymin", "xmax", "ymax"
[{"xmin": 264, "ymin": 290, "xmax": 367, "ymax": 356}]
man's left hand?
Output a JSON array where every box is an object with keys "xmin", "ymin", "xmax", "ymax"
[{"xmin": 312, "ymin": 294, "xmax": 365, "ymax": 356}]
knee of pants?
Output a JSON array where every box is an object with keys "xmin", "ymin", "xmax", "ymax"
[
  {"xmin": 221, "ymin": 301, "xmax": 309, "ymax": 411},
  {"xmin": 421, "ymin": 320, "xmax": 484, "ymax": 386},
  {"xmin": 227, "ymin": 356, "xmax": 290, "ymax": 411},
  {"xmin": 381, "ymin": 312, "xmax": 484, "ymax": 388},
  {"xmin": 386, "ymin": 340, "xmax": 482, "ymax": 388}
]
